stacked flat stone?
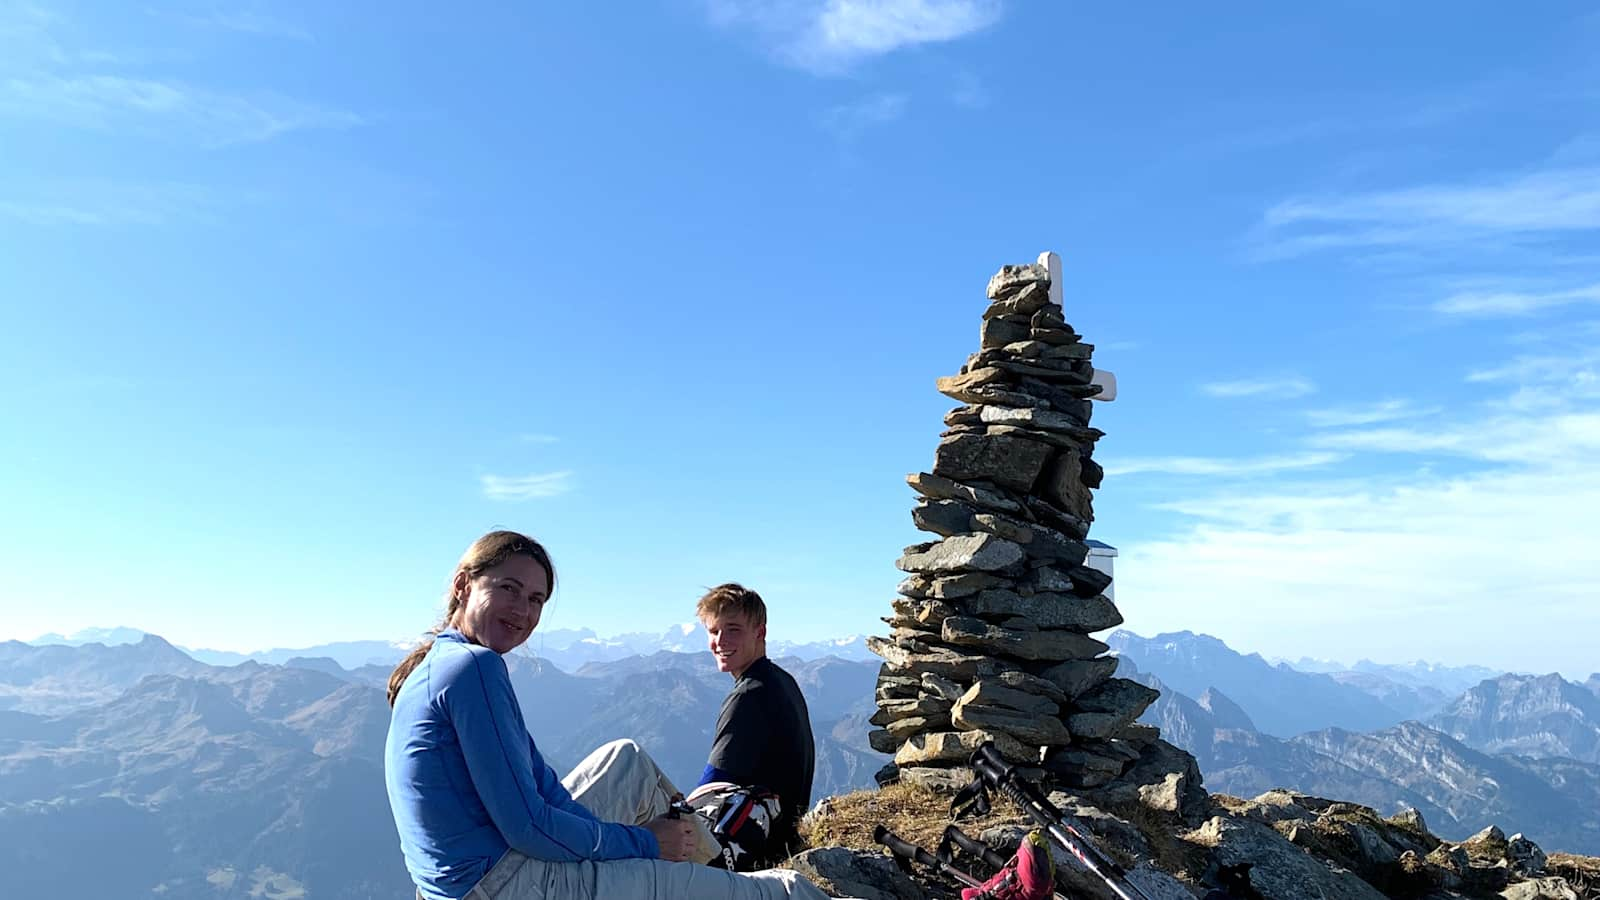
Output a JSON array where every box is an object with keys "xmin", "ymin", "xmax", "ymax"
[{"xmin": 865, "ymin": 252, "xmax": 1160, "ymax": 792}]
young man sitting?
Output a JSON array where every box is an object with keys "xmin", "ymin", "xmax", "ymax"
[{"xmin": 692, "ymin": 584, "xmax": 815, "ymax": 868}]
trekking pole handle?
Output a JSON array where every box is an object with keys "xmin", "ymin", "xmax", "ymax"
[
  {"xmin": 874, "ymin": 826, "xmax": 984, "ymax": 889},
  {"xmin": 971, "ymin": 743, "xmax": 1067, "ymax": 819},
  {"xmin": 942, "ymin": 825, "xmax": 1007, "ymax": 870},
  {"xmin": 873, "ymin": 826, "xmax": 938, "ymax": 870}
]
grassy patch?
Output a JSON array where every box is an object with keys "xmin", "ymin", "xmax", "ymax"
[
  {"xmin": 1548, "ymin": 852, "xmax": 1600, "ymax": 900},
  {"xmin": 798, "ymin": 782, "xmax": 1016, "ymax": 858}
]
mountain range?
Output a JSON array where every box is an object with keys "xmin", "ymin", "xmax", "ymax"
[
  {"xmin": 0, "ymin": 633, "xmax": 885, "ymax": 900},
  {"xmin": 26, "ymin": 624, "xmax": 876, "ymax": 672},
  {"xmin": 7, "ymin": 625, "xmax": 1599, "ymax": 899},
  {"xmin": 1120, "ymin": 632, "xmax": 1600, "ymax": 855}
]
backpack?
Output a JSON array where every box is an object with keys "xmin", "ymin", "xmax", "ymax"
[{"xmin": 685, "ymin": 781, "xmax": 783, "ymax": 871}]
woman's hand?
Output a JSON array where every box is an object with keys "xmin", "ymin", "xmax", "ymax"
[{"xmin": 643, "ymin": 814, "xmax": 698, "ymax": 862}]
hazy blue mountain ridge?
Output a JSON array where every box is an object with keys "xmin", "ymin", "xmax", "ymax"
[
  {"xmin": 1109, "ymin": 630, "xmax": 1408, "ymax": 736},
  {"xmin": 1427, "ymin": 672, "xmax": 1600, "ymax": 764},
  {"xmin": 1124, "ymin": 633, "xmax": 1600, "ymax": 854},
  {"xmin": 0, "ymin": 634, "xmax": 886, "ymax": 900}
]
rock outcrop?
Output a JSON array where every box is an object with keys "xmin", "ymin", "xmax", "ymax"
[{"xmin": 869, "ymin": 252, "xmax": 1155, "ymax": 791}]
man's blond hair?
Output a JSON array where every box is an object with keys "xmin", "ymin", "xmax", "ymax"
[{"xmin": 696, "ymin": 583, "xmax": 767, "ymax": 628}]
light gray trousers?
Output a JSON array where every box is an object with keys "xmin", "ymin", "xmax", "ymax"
[{"xmin": 458, "ymin": 739, "xmax": 846, "ymax": 900}]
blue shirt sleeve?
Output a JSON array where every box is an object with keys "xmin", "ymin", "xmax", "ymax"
[
  {"xmin": 697, "ymin": 764, "xmax": 734, "ymax": 787},
  {"xmin": 529, "ymin": 735, "xmax": 602, "ymax": 822},
  {"xmin": 437, "ymin": 645, "xmax": 657, "ymax": 861}
]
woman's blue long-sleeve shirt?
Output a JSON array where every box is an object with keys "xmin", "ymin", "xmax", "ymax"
[{"xmin": 384, "ymin": 629, "xmax": 657, "ymax": 900}]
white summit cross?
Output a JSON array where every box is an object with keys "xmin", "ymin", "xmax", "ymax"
[{"xmin": 1037, "ymin": 250, "xmax": 1117, "ymax": 403}]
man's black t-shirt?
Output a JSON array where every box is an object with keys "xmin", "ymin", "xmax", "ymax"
[{"xmin": 706, "ymin": 655, "xmax": 815, "ymax": 861}]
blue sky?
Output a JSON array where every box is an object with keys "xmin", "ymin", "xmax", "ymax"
[{"xmin": 2, "ymin": 1, "xmax": 1597, "ymax": 677}]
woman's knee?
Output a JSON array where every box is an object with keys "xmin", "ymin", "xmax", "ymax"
[{"xmin": 599, "ymin": 738, "xmax": 642, "ymax": 761}]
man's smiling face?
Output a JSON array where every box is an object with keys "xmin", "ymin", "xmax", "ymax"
[{"xmin": 703, "ymin": 609, "xmax": 766, "ymax": 678}]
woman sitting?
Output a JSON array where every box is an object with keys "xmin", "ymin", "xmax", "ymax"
[{"xmin": 384, "ymin": 530, "xmax": 847, "ymax": 900}]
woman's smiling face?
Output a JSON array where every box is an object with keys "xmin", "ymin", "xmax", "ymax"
[{"xmin": 450, "ymin": 554, "xmax": 549, "ymax": 654}]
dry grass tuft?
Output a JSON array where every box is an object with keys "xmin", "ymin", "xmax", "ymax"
[
  {"xmin": 1548, "ymin": 852, "xmax": 1600, "ymax": 900},
  {"xmin": 798, "ymin": 782, "xmax": 1017, "ymax": 859}
]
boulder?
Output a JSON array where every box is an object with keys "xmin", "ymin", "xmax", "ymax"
[
  {"xmin": 993, "ymin": 359, "xmax": 1094, "ymax": 385},
  {"xmin": 1019, "ymin": 496, "xmax": 1091, "ymax": 541},
  {"xmin": 1075, "ymin": 678, "xmax": 1161, "ymax": 719},
  {"xmin": 978, "ymin": 405, "xmax": 1105, "ymax": 442},
  {"xmin": 956, "ymin": 678, "xmax": 1060, "ymax": 716},
  {"xmin": 890, "ymin": 596, "xmax": 957, "ymax": 629},
  {"xmin": 867, "ymin": 635, "xmax": 1020, "ymax": 681},
  {"xmin": 897, "ymin": 765, "xmax": 975, "ymax": 792},
  {"xmin": 870, "ymin": 696, "xmax": 951, "ymax": 726},
  {"xmin": 894, "ymin": 729, "xmax": 1032, "ymax": 766},
  {"xmin": 884, "ymin": 713, "xmax": 951, "ymax": 740},
  {"xmin": 906, "ymin": 471, "xmax": 1023, "ymax": 514},
  {"xmin": 985, "ymin": 276, "xmax": 1050, "ymax": 312},
  {"xmin": 1083, "ymin": 739, "xmax": 1207, "ymax": 821},
  {"xmin": 1028, "ymin": 326, "xmax": 1081, "ymax": 346},
  {"xmin": 1039, "ymin": 448, "xmax": 1095, "ymax": 521},
  {"xmin": 1506, "ymin": 834, "xmax": 1548, "ymax": 877},
  {"xmin": 938, "ymin": 382, "xmax": 1049, "ymax": 409},
  {"xmin": 965, "ymin": 589, "xmax": 1122, "ymax": 633},
  {"xmin": 993, "ymin": 669, "xmax": 1068, "ymax": 703},
  {"xmin": 1035, "ymin": 656, "xmax": 1120, "ymax": 699},
  {"xmin": 981, "ymin": 316, "xmax": 1031, "ymax": 349},
  {"xmin": 942, "ymin": 616, "xmax": 1110, "ymax": 662},
  {"xmin": 953, "ymin": 693, "xmax": 1071, "ymax": 746},
  {"xmin": 919, "ymin": 672, "xmax": 965, "ymax": 702},
  {"xmin": 1502, "ymin": 878, "xmax": 1579, "ymax": 900},
  {"xmin": 1028, "ymin": 562, "xmax": 1112, "ymax": 598},
  {"xmin": 1041, "ymin": 745, "xmax": 1125, "ymax": 776},
  {"xmin": 866, "ymin": 729, "xmax": 899, "ymax": 754},
  {"xmin": 914, "ymin": 571, "xmax": 1013, "ymax": 600},
  {"xmin": 1117, "ymin": 723, "xmax": 1161, "ymax": 747},
  {"xmin": 932, "ymin": 432, "xmax": 1053, "ymax": 493},
  {"xmin": 910, "ymin": 498, "xmax": 982, "ymax": 538},
  {"xmin": 1186, "ymin": 815, "xmax": 1390, "ymax": 900},
  {"xmin": 787, "ymin": 847, "xmax": 924, "ymax": 900},
  {"xmin": 896, "ymin": 533, "xmax": 1025, "ymax": 574}
]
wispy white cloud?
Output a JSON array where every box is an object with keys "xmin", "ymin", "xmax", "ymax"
[
  {"xmin": 1105, "ymin": 452, "xmax": 1344, "ymax": 478},
  {"xmin": 819, "ymin": 91, "xmax": 906, "ymax": 141},
  {"xmin": 0, "ymin": 6, "xmax": 359, "ymax": 147},
  {"xmin": 1255, "ymin": 166, "xmax": 1600, "ymax": 260},
  {"xmin": 1118, "ymin": 328, "xmax": 1600, "ymax": 677},
  {"xmin": 0, "ymin": 180, "xmax": 226, "ymax": 226},
  {"xmin": 1201, "ymin": 375, "xmax": 1316, "ymax": 399},
  {"xmin": 149, "ymin": 6, "xmax": 313, "ymax": 41},
  {"xmin": 1305, "ymin": 399, "xmax": 1433, "ymax": 428},
  {"xmin": 1120, "ymin": 411, "xmax": 1600, "ymax": 676},
  {"xmin": 481, "ymin": 471, "xmax": 576, "ymax": 501},
  {"xmin": 0, "ymin": 74, "xmax": 362, "ymax": 146},
  {"xmin": 705, "ymin": 0, "xmax": 1002, "ymax": 74},
  {"xmin": 1433, "ymin": 282, "xmax": 1600, "ymax": 317}
]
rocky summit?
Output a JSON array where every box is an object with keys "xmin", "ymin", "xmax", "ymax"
[{"xmin": 807, "ymin": 254, "xmax": 1600, "ymax": 900}]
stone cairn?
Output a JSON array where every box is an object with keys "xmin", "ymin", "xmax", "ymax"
[{"xmin": 866, "ymin": 251, "xmax": 1161, "ymax": 793}]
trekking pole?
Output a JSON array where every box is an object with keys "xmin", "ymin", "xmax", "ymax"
[
  {"xmin": 874, "ymin": 825, "xmax": 984, "ymax": 890},
  {"xmin": 941, "ymin": 824, "xmax": 1008, "ymax": 871},
  {"xmin": 968, "ymin": 744, "xmax": 1153, "ymax": 900},
  {"xmin": 942, "ymin": 826, "xmax": 1077, "ymax": 900}
]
